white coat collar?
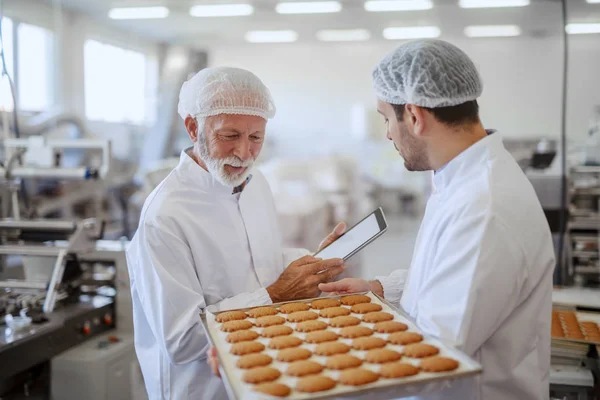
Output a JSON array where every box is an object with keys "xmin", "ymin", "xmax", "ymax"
[
  {"xmin": 176, "ymin": 147, "xmax": 241, "ymax": 196},
  {"xmin": 432, "ymin": 130, "xmax": 501, "ymax": 191}
]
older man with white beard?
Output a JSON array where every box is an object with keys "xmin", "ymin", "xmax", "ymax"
[{"xmin": 126, "ymin": 67, "xmax": 347, "ymax": 400}]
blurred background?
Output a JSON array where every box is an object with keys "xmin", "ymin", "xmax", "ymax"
[{"xmin": 0, "ymin": 0, "xmax": 600, "ymax": 399}]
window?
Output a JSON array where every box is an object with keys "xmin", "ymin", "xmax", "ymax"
[
  {"xmin": 0, "ymin": 17, "xmax": 13, "ymax": 111},
  {"xmin": 84, "ymin": 40, "xmax": 147, "ymax": 125},
  {"xmin": 17, "ymin": 23, "xmax": 54, "ymax": 112}
]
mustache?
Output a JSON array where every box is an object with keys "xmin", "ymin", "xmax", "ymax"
[{"xmin": 221, "ymin": 156, "xmax": 254, "ymax": 168}]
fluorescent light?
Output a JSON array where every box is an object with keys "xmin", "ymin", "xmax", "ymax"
[
  {"xmin": 245, "ymin": 30, "xmax": 299, "ymax": 43},
  {"xmin": 465, "ymin": 25, "xmax": 521, "ymax": 37},
  {"xmin": 276, "ymin": 1, "xmax": 341, "ymax": 14},
  {"xmin": 316, "ymin": 29, "xmax": 371, "ymax": 41},
  {"xmin": 190, "ymin": 4, "xmax": 253, "ymax": 17},
  {"xmin": 108, "ymin": 7, "xmax": 169, "ymax": 20},
  {"xmin": 383, "ymin": 26, "xmax": 441, "ymax": 39},
  {"xmin": 586, "ymin": 0, "xmax": 600, "ymax": 3},
  {"xmin": 566, "ymin": 23, "xmax": 600, "ymax": 35},
  {"xmin": 459, "ymin": 0, "xmax": 529, "ymax": 8},
  {"xmin": 365, "ymin": 0, "xmax": 433, "ymax": 12}
]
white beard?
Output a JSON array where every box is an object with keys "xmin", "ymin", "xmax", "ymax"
[{"xmin": 194, "ymin": 132, "xmax": 254, "ymax": 187}]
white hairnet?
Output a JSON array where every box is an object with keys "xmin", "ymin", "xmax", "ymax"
[
  {"xmin": 372, "ymin": 39, "xmax": 482, "ymax": 108},
  {"xmin": 177, "ymin": 66, "xmax": 276, "ymax": 120}
]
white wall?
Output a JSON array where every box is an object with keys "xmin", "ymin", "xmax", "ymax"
[
  {"xmin": 209, "ymin": 35, "xmax": 600, "ymax": 154},
  {"xmin": 3, "ymin": 0, "xmax": 161, "ymax": 160}
]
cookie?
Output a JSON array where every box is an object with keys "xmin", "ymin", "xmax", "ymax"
[
  {"xmin": 276, "ymin": 348, "xmax": 313, "ymax": 362},
  {"xmin": 365, "ymin": 349, "xmax": 402, "ymax": 364},
  {"xmin": 236, "ymin": 353, "xmax": 273, "ymax": 369},
  {"xmin": 242, "ymin": 367, "xmax": 281, "ymax": 384},
  {"xmin": 340, "ymin": 295, "xmax": 371, "ymax": 306},
  {"xmin": 363, "ymin": 312, "xmax": 394, "ymax": 323},
  {"xmin": 254, "ymin": 382, "xmax": 291, "ymax": 398},
  {"xmin": 221, "ymin": 320, "xmax": 253, "ymax": 332},
  {"xmin": 315, "ymin": 341, "xmax": 351, "ymax": 356},
  {"xmin": 268, "ymin": 335, "xmax": 303, "ymax": 349},
  {"xmin": 329, "ymin": 316, "xmax": 361, "ymax": 327},
  {"xmin": 340, "ymin": 326, "xmax": 374, "ymax": 339},
  {"xmin": 247, "ymin": 307, "xmax": 279, "ymax": 318},
  {"xmin": 255, "ymin": 315, "xmax": 286, "ymax": 327},
  {"xmin": 296, "ymin": 320, "xmax": 328, "ymax": 332},
  {"xmin": 280, "ymin": 303, "xmax": 310, "ymax": 314},
  {"xmin": 379, "ymin": 362, "xmax": 420, "ymax": 379},
  {"xmin": 403, "ymin": 343, "xmax": 440, "ymax": 358},
  {"xmin": 420, "ymin": 356, "xmax": 460, "ymax": 372},
  {"xmin": 262, "ymin": 325, "xmax": 294, "ymax": 338},
  {"xmin": 230, "ymin": 341, "xmax": 265, "ymax": 356},
  {"xmin": 286, "ymin": 360, "xmax": 324, "ymax": 377},
  {"xmin": 226, "ymin": 330, "xmax": 259, "ymax": 343},
  {"xmin": 339, "ymin": 368, "xmax": 380, "ymax": 386},
  {"xmin": 215, "ymin": 310, "xmax": 247, "ymax": 323},
  {"xmin": 311, "ymin": 298, "xmax": 340, "ymax": 310},
  {"xmin": 296, "ymin": 375, "xmax": 337, "ymax": 393},
  {"xmin": 351, "ymin": 303, "xmax": 383, "ymax": 314},
  {"xmin": 319, "ymin": 307, "xmax": 351, "ymax": 318},
  {"xmin": 287, "ymin": 311, "xmax": 319, "ymax": 323},
  {"xmin": 305, "ymin": 330, "xmax": 339, "ymax": 344},
  {"xmin": 374, "ymin": 321, "xmax": 408, "ymax": 333},
  {"xmin": 352, "ymin": 337, "xmax": 387, "ymax": 350},
  {"xmin": 388, "ymin": 332, "xmax": 423, "ymax": 345},
  {"xmin": 325, "ymin": 354, "xmax": 363, "ymax": 370}
]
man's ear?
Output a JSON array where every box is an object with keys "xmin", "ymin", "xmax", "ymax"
[
  {"xmin": 185, "ymin": 116, "xmax": 198, "ymax": 142},
  {"xmin": 405, "ymin": 104, "xmax": 427, "ymax": 137}
]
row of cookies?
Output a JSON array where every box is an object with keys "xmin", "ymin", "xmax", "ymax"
[{"xmin": 552, "ymin": 310, "xmax": 600, "ymax": 342}]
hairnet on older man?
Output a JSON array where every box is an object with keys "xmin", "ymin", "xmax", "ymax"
[
  {"xmin": 177, "ymin": 66, "xmax": 276, "ymax": 120},
  {"xmin": 372, "ymin": 39, "xmax": 483, "ymax": 108}
]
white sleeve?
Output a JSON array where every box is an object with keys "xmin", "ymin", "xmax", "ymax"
[
  {"xmin": 129, "ymin": 223, "xmax": 273, "ymax": 365},
  {"xmin": 414, "ymin": 212, "xmax": 526, "ymax": 355},
  {"xmin": 375, "ymin": 269, "xmax": 409, "ymax": 304},
  {"xmin": 282, "ymin": 247, "xmax": 311, "ymax": 268}
]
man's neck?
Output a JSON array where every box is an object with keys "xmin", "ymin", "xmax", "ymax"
[
  {"xmin": 428, "ymin": 124, "xmax": 488, "ymax": 171},
  {"xmin": 187, "ymin": 148, "xmax": 209, "ymax": 172}
]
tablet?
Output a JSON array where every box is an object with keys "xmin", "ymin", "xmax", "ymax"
[{"xmin": 314, "ymin": 207, "xmax": 388, "ymax": 261}]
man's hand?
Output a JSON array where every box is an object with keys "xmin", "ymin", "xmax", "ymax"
[
  {"xmin": 267, "ymin": 255, "xmax": 345, "ymax": 302},
  {"xmin": 319, "ymin": 278, "xmax": 384, "ymax": 297},
  {"xmin": 317, "ymin": 222, "xmax": 347, "ymax": 252},
  {"xmin": 207, "ymin": 347, "xmax": 220, "ymax": 378}
]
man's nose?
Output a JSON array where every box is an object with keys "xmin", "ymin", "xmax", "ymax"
[{"xmin": 234, "ymin": 138, "xmax": 252, "ymax": 161}]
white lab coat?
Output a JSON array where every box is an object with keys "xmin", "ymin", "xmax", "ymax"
[
  {"xmin": 376, "ymin": 133, "xmax": 554, "ymax": 400},
  {"xmin": 126, "ymin": 149, "xmax": 308, "ymax": 400}
]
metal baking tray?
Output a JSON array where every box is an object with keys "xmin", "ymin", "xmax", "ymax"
[{"xmin": 200, "ymin": 292, "xmax": 482, "ymax": 400}]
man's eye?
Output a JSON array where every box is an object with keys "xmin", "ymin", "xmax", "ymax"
[
  {"xmin": 223, "ymin": 135, "xmax": 239, "ymax": 140},
  {"xmin": 251, "ymin": 136, "xmax": 263, "ymax": 142}
]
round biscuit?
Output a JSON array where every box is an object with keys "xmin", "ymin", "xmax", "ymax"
[
  {"xmin": 230, "ymin": 341, "xmax": 265, "ymax": 356},
  {"xmin": 388, "ymin": 332, "xmax": 423, "ymax": 345},
  {"xmin": 286, "ymin": 360, "xmax": 324, "ymax": 377},
  {"xmin": 403, "ymin": 343, "xmax": 440, "ymax": 358},
  {"xmin": 339, "ymin": 326, "xmax": 374, "ymax": 339},
  {"xmin": 296, "ymin": 320, "xmax": 328, "ymax": 332},
  {"xmin": 325, "ymin": 354, "xmax": 363, "ymax": 370},
  {"xmin": 287, "ymin": 311, "xmax": 319, "ymax": 323},
  {"xmin": 373, "ymin": 321, "xmax": 408, "ymax": 334},
  {"xmin": 351, "ymin": 303, "xmax": 383, "ymax": 314},
  {"xmin": 215, "ymin": 310, "xmax": 247, "ymax": 323},
  {"xmin": 268, "ymin": 335, "xmax": 303, "ymax": 349},
  {"xmin": 254, "ymin": 382, "xmax": 291, "ymax": 398},
  {"xmin": 276, "ymin": 348, "xmax": 313, "ymax": 362},
  {"xmin": 319, "ymin": 307, "xmax": 351, "ymax": 318},
  {"xmin": 236, "ymin": 353, "xmax": 273, "ymax": 369},
  {"xmin": 262, "ymin": 325, "xmax": 294, "ymax": 338},
  {"xmin": 296, "ymin": 375, "xmax": 337, "ymax": 393},
  {"xmin": 340, "ymin": 295, "xmax": 371, "ymax": 306},
  {"xmin": 226, "ymin": 330, "xmax": 259, "ymax": 343},
  {"xmin": 242, "ymin": 367, "xmax": 281, "ymax": 384},
  {"xmin": 305, "ymin": 331, "xmax": 339, "ymax": 344},
  {"xmin": 365, "ymin": 348, "xmax": 402, "ymax": 364},
  {"xmin": 221, "ymin": 320, "xmax": 253, "ymax": 332},
  {"xmin": 339, "ymin": 368, "xmax": 380, "ymax": 386},
  {"xmin": 315, "ymin": 341, "xmax": 351, "ymax": 356},
  {"xmin": 420, "ymin": 356, "xmax": 460, "ymax": 372},
  {"xmin": 352, "ymin": 337, "xmax": 387, "ymax": 351},
  {"xmin": 255, "ymin": 315, "xmax": 286, "ymax": 327},
  {"xmin": 379, "ymin": 363, "xmax": 420, "ymax": 379},
  {"xmin": 311, "ymin": 298, "xmax": 340, "ymax": 310},
  {"xmin": 329, "ymin": 316, "xmax": 361, "ymax": 328},
  {"xmin": 279, "ymin": 303, "xmax": 310, "ymax": 314},
  {"xmin": 362, "ymin": 312, "xmax": 394, "ymax": 323},
  {"xmin": 247, "ymin": 307, "xmax": 279, "ymax": 318}
]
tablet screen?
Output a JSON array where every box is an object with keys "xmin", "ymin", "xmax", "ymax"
[{"xmin": 316, "ymin": 213, "xmax": 381, "ymax": 260}]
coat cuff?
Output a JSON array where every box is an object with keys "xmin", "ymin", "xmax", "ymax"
[{"xmin": 375, "ymin": 274, "xmax": 403, "ymax": 304}]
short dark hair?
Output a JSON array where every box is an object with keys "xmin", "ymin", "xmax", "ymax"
[{"xmin": 391, "ymin": 100, "xmax": 480, "ymax": 127}]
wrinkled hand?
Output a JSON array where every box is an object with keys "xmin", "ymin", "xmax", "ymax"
[
  {"xmin": 267, "ymin": 255, "xmax": 345, "ymax": 302},
  {"xmin": 317, "ymin": 222, "xmax": 347, "ymax": 252},
  {"xmin": 319, "ymin": 278, "xmax": 384, "ymax": 297},
  {"xmin": 208, "ymin": 347, "xmax": 220, "ymax": 378}
]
